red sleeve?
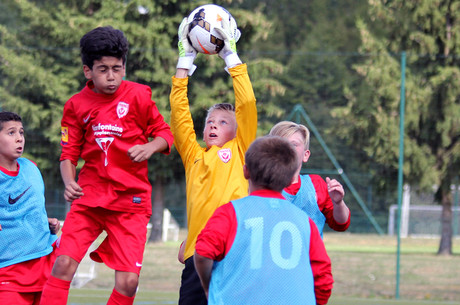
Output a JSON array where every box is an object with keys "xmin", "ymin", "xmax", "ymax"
[
  {"xmin": 60, "ymin": 99, "xmax": 83, "ymax": 165},
  {"xmin": 309, "ymin": 218, "xmax": 333, "ymax": 304},
  {"xmin": 145, "ymin": 96, "xmax": 174, "ymax": 154},
  {"xmin": 195, "ymin": 203, "xmax": 237, "ymax": 261},
  {"xmin": 311, "ymin": 174, "xmax": 350, "ymax": 231}
]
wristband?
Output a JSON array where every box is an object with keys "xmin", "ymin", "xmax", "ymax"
[
  {"xmin": 223, "ymin": 53, "xmax": 242, "ymax": 69},
  {"xmin": 177, "ymin": 56, "xmax": 197, "ymax": 76}
]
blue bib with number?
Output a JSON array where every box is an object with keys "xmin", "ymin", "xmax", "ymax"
[{"xmin": 208, "ymin": 195, "xmax": 316, "ymax": 305}]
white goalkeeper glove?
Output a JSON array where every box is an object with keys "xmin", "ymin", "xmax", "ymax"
[
  {"xmin": 176, "ymin": 17, "xmax": 197, "ymax": 76},
  {"xmin": 215, "ymin": 16, "xmax": 242, "ymax": 70}
]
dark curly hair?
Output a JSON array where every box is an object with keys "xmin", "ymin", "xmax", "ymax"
[
  {"xmin": 80, "ymin": 26, "xmax": 129, "ymax": 69},
  {"xmin": 0, "ymin": 111, "xmax": 22, "ymax": 131}
]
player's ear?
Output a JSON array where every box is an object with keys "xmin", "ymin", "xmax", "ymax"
[
  {"xmin": 243, "ymin": 164, "xmax": 250, "ymax": 180},
  {"xmin": 303, "ymin": 149, "xmax": 311, "ymax": 163},
  {"xmin": 83, "ymin": 65, "xmax": 92, "ymax": 80}
]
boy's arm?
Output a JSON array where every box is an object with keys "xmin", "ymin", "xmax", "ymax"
[
  {"xmin": 326, "ymin": 177, "xmax": 351, "ymax": 224},
  {"xmin": 170, "ymin": 75, "xmax": 201, "ymax": 161},
  {"xmin": 231, "ymin": 64, "xmax": 257, "ymax": 151},
  {"xmin": 309, "ymin": 218, "xmax": 333, "ymax": 305},
  {"xmin": 60, "ymin": 159, "xmax": 83, "ymax": 203},
  {"xmin": 194, "ymin": 253, "xmax": 213, "ymax": 297},
  {"xmin": 127, "ymin": 136, "xmax": 168, "ymax": 162},
  {"xmin": 169, "ymin": 16, "xmax": 202, "ymax": 162},
  {"xmin": 175, "ymin": 68, "xmax": 188, "ymax": 79},
  {"xmin": 312, "ymin": 175, "xmax": 350, "ymax": 231},
  {"xmin": 194, "ymin": 203, "xmax": 238, "ymax": 296},
  {"xmin": 216, "ymin": 17, "xmax": 257, "ymax": 151}
]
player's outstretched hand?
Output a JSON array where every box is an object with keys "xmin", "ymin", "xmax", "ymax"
[
  {"xmin": 48, "ymin": 218, "xmax": 60, "ymax": 235},
  {"xmin": 215, "ymin": 17, "xmax": 242, "ymax": 69},
  {"xmin": 177, "ymin": 17, "xmax": 197, "ymax": 75},
  {"xmin": 326, "ymin": 177, "xmax": 345, "ymax": 204}
]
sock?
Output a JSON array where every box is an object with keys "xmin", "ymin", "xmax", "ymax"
[
  {"xmin": 39, "ymin": 275, "xmax": 71, "ymax": 305},
  {"xmin": 107, "ymin": 288, "xmax": 135, "ymax": 305}
]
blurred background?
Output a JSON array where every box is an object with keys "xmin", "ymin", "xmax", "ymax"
[{"xmin": 1, "ymin": 0, "xmax": 459, "ymax": 256}]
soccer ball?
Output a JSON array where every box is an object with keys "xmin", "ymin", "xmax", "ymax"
[{"xmin": 187, "ymin": 4, "xmax": 235, "ymax": 55}]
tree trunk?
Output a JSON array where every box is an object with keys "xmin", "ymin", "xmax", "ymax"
[
  {"xmin": 148, "ymin": 178, "xmax": 164, "ymax": 243},
  {"xmin": 437, "ymin": 186, "xmax": 453, "ymax": 255}
]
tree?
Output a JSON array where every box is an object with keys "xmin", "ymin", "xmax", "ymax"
[{"xmin": 332, "ymin": 0, "xmax": 460, "ymax": 254}]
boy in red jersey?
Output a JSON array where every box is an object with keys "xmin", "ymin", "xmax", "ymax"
[
  {"xmin": 170, "ymin": 15, "xmax": 257, "ymax": 305},
  {"xmin": 40, "ymin": 26, "xmax": 174, "ymax": 305},
  {"xmin": 195, "ymin": 136, "xmax": 333, "ymax": 305},
  {"xmin": 0, "ymin": 111, "xmax": 60, "ymax": 305},
  {"xmin": 269, "ymin": 121, "xmax": 350, "ymax": 236}
]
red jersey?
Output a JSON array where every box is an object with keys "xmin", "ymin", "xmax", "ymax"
[
  {"xmin": 285, "ymin": 174, "xmax": 351, "ymax": 231},
  {"xmin": 196, "ymin": 190, "xmax": 333, "ymax": 304},
  {"xmin": 60, "ymin": 80, "xmax": 173, "ymax": 214}
]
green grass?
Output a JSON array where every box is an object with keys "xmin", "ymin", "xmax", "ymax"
[
  {"xmin": 66, "ymin": 231, "xmax": 460, "ymax": 304},
  {"xmin": 68, "ymin": 289, "xmax": 460, "ymax": 305}
]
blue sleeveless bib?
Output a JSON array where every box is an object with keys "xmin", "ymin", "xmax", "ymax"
[
  {"xmin": 208, "ymin": 195, "xmax": 316, "ymax": 305},
  {"xmin": 0, "ymin": 158, "xmax": 57, "ymax": 268},
  {"xmin": 283, "ymin": 175, "xmax": 326, "ymax": 236}
]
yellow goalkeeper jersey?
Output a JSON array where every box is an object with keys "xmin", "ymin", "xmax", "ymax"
[{"xmin": 170, "ymin": 64, "xmax": 257, "ymax": 260}]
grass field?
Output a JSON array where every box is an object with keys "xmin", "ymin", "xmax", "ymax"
[{"xmin": 67, "ymin": 231, "xmax": 460, "ymax": 305}]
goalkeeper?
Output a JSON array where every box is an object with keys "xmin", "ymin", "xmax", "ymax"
[{"xmin": 170, "ymin": 15, "xmax": 257, "ymax": 305}]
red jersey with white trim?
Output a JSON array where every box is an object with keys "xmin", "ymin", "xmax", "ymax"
[
  {"xmin": 196, "ymin": 190, "xmax": 333, "ymax": 305},
  {"xmin": 285, "ymin": 174, "xmax": 351, "ymax": 231},
  {"xmin": 60, "ymin": 80, "xmax": 173, "ymax": 214}
]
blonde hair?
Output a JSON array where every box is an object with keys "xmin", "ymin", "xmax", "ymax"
[
  {"xmin": 206, "ymin": 103, "xmax": 235, "ymax": 120},
  {"xmin": 269, "ymin": 121, "xmax": 310, "ymax": 150}
]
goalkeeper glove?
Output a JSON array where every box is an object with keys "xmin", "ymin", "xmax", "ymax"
[
  {"xmin": 176, "ymin": 17, "xmax": 197, "ymax": 75},
  {"xmin": 215, "ymin": 16, "xmax": 242, "ymax": 70}
]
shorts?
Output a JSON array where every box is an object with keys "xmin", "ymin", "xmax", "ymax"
[
  {"xmin": 56, "ymin": 205, "xmax": 150, "ymax": 275},
  {"xmin": 0, "ymin": 244, "xmax": 57, "ymax": 293},
  {"xmin": 179, "ymin": 256, "xmax": 207, "ymax": 305},
  {"xmin": 0, "ymin": 290, "xmax": 41, "ymax": 305},
  {"xmin": 0, "ymin": 243, "xmax": 57, "ymax": 305}
]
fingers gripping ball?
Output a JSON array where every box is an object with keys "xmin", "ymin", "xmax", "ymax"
[
  {"xmin": 187, "ymin": 4, "xmax": 239, "ymax": 55},
  {"xmin": 177, "ymin": 17, "xmax": 197, "ymax": 74},
  {"xmin": 214, "ymin": 14, "xmax": 242, "ymax": 68}
]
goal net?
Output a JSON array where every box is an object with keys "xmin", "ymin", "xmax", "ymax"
[
  {"xmin": 387, "ymin": 184, "xmax": 460, "ymax": 237},
  {"xmin": 388, "ymin": 204, "xmax": 460, "ymax": 237}
]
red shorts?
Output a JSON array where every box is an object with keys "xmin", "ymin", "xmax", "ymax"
[
  {"xmin": 0, "ymin": 291, "xmax": 41, "ymax": 305},
  {"xmin": 57, "ymin": 205, "xmax": 150, "ymax": 275},
  {"xmin": 0, "ymin": 244, "xmax": 57, "ymax": 304}
]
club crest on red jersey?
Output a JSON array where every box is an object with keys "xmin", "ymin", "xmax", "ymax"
[
  {"xmin": 117, "ymin": 101, "xmax": 129, "ymax": 118},
  {"xmin": 218, "ymin": 148, "xmax": 231, "ymax": 163}
]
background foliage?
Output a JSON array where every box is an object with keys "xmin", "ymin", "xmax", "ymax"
[{"xmin": 0, "ymin": 0, "xmax": 459, "ymax": 252}]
